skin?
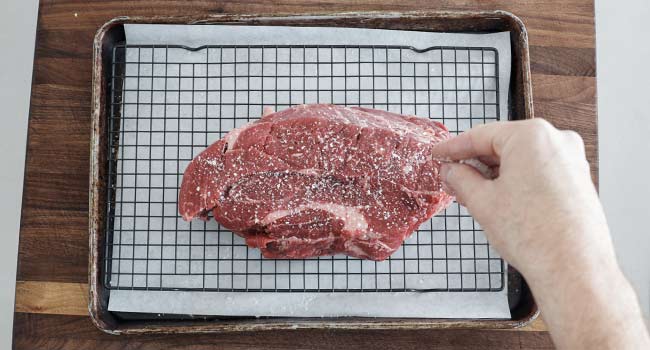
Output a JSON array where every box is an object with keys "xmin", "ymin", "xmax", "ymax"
[{"xmin": 430, "ymin": 119, "xmax": 650, "ymax": 350}]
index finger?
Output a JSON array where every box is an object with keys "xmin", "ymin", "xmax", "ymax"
[{"xmin": 431, "ymin": 121, "xmax": 515, "ymax": 161}]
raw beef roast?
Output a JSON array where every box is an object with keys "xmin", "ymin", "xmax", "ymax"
[{"xmin": 179, "ymin": 104, "xmax": 453, "ymax": 261}]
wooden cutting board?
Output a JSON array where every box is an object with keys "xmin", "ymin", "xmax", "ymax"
[{"xmin": 14, "ymin": 0, "xmax": 595, "ymax": 349}]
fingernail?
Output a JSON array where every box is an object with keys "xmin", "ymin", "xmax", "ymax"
[
  {"xmin": 440, "ymin": 163, "xmax": 451, "ymax": 182},
  {"xmin": 440, "ymin": 164, "xmax": 455, "ymax": 195},
  {"xmin": 442, "ymin": 182, "xmax": 454, "ymax": 196}
]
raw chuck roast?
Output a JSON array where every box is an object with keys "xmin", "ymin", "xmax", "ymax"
[{"xmin": 179, "ymin": 104, "xmax": 453, "ymax": 261}]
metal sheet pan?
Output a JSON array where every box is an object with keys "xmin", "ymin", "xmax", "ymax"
[{"xmin": 89, "ymin": 11, "xmax": 536, "ymax": 334}]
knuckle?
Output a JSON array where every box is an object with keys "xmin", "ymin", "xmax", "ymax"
[
  {"xmin": 527, "ymin": 118, "xmax": 554, "ymax": 134},
  {"xmin": 521, "ymin": 119, "xmax": 556, "ymax": 150},
  {"xmin": 561, "ymin": 130, "xmax": 587, "ymax": 160},
  {"xmin": 564, "ymin": 130, "xmax": 584, "ymax": 147}
]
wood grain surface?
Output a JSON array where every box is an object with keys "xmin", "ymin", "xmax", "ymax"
[{"xmin": 15, "ymin": 0, "xmax": 596, "ymax": 348}]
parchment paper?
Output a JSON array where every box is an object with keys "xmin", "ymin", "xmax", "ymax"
[{"xmin": 107, "ymin": 24, "xmax": 512, "ymax": 318}]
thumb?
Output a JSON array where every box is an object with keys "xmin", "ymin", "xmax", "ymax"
[{"xmin": 440, "ymin": 162, "xmax": 493, "ymax": 211}]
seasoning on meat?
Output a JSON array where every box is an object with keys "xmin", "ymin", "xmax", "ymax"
[{"xmin": 179, "ymin": 104, "xmax": 453, "ymax": 261}]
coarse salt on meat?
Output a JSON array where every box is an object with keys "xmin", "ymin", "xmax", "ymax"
[{"xmin": 178, "ymin": 104, "xmax": 453, "ymax": 261}]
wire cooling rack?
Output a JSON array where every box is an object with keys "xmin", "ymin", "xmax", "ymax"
[{"xmin": 104, "ymin": 43, "xmax": 504, "ymax": 293}]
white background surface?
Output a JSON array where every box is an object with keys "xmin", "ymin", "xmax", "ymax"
[
  {"xmin": 597, "ymin": 1, "xmax": 650, "ymax": 317},
  {"xmin": 0, "ymin": 0, "xmax": 648, "ymax": 346},
  {"xmin": 0, "ymin": 0, "xmax": 38, "ymax": 347}
]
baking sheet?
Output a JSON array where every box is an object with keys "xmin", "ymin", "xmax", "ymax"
[{"xmin": 107, "ymin": 24, "xmax": 511, "ymax": 318}]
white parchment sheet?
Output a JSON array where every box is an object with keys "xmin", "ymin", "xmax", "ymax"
[{"xmin": 107, "ymin": 24, "xmax": 512, "ymax": 318}]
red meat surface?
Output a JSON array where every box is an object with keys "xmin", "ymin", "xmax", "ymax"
[{"xmin": 179, "ymin": 104, "xmax": 453, "ymax": 261}]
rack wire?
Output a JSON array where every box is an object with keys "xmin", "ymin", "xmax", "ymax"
[{"xmin": 104, "ymin": 43, "xmax": 504, "ymax": 293}]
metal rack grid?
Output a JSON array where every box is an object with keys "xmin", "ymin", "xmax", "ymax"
[{"xmin": 104, "ymin": 43, "xmax": 504, "ymax": 293}]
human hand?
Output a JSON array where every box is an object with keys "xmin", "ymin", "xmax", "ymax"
[
  {"xmin": 431, "ymin": 119, "xmax": 650, "ymax": 349},
  {"xmin": 431, "ymin": 119, "xmax": 615, "ymax": 282}
]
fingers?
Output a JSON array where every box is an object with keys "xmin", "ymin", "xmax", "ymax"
[
  {"xmin": 440, "ymin": 162, "xmax": 494, "ymax": 212},
  {"xmin": 478, "ymin": 155, "xmax": 500, "ymax": 167},
  {"xmin": 460, "ymin": 158, "xmax": 498, "ymax": 180},
  {"xmin": 431, "ymin": 121, "xmax": 514, "ymax": 160}
]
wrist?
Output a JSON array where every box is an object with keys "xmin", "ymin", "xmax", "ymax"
[
  {"xmin": 528, "ymin": 253, "xmax": 646, "ymax": 349},
  {"xmin": 519, "ymin": 220, "xmax": 618, "ymax": 293},
  {"xmin": 526, "ymin": 246, "xmax": 622, "ymax": 308}
]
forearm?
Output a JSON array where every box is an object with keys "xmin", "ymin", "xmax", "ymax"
[{"xmin": 528, "ymin": 252, "xmax": 650, "ymax": 349}]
